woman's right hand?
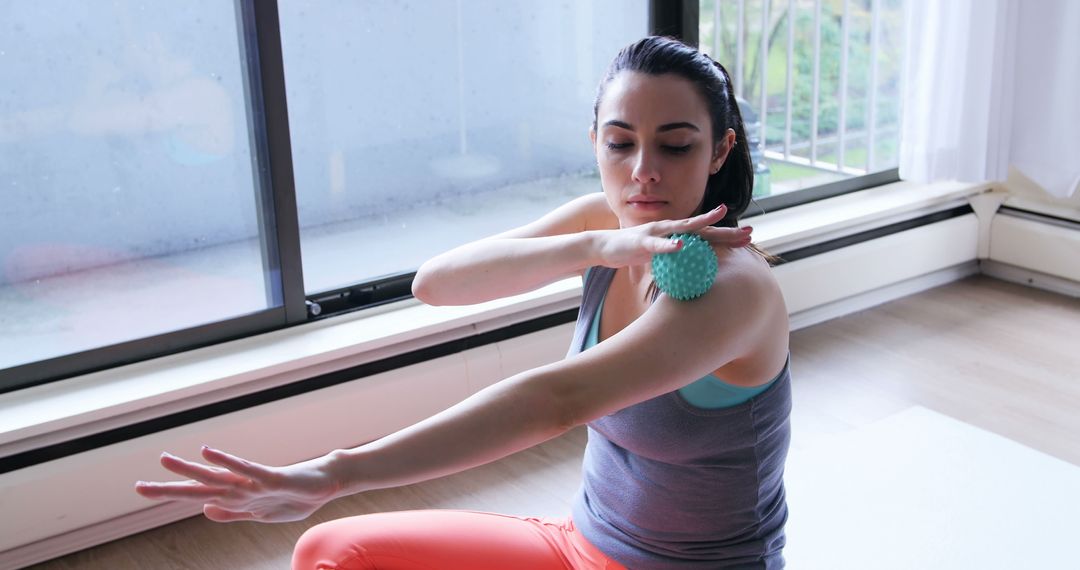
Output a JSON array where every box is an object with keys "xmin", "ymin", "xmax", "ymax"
[
  {"xmin": 134, "ymin": 446, "xmax": 342, "ymax": 524},
  {"xmin": 592, "ymin": 204, "xmax": 753, "ymax": 268}
]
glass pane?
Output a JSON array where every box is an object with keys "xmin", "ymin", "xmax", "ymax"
[
  {"xmin": 0, "ymin": 1, "xmax": 272, "ymax": 370},
  {"xmin": 700, "ymin": 0, "xmax": 905, "ymax": 198},
  {"xmin": 280, "ymin": 0, "xmax": 649, "ymax": 293}
]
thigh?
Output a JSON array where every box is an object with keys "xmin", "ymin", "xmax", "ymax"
[{"xmin": 292, "ymin": 509, "xmax": 612, "ymax": 570}]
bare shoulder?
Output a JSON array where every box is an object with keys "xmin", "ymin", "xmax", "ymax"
[
  {"xmin": 705, "ymin": 245, "xmax": 790, "ymax": 383},
  {"xmin": 710, "ymin": 245, "xmax": 776, "ymax": 288},
  {"xmin": 648, "ymin": 246, "xmax": 778, "ymax": 331},
  {"xmin": 709, "ymin": 245, "xmax": 787, "ymax": 328},
  {"xmin": 648, "ymin": 244, "xmax": 778, "ymax": 312},
  {"xmin": 721, "ymin": 241, "xmax": 781, "ymax": 276}
]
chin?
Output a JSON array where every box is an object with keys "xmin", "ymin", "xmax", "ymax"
[{"xmin": 621, "ymin": 208, "xmax": 665, "ymax": 225}]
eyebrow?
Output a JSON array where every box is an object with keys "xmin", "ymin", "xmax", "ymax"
[{"xmin": 603, "ymin": 120, "xmax": 701, "ymax": 133}]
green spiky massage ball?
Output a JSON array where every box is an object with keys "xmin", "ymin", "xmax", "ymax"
[{"xmin": 650, "ymin": 233, "xmax": 718, "ymax": 300}]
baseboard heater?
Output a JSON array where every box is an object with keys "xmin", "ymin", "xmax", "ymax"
[{"xmin": 980, "ymin": 207, "xmax": 1080, "ymax": 298}]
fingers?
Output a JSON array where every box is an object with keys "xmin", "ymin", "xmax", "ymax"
[
  {"xmin": 698, "ymin": 225, "xmax": 753, "ymax": 247},
  {"xmin": 159, "ymin": 452, "xmax": 246, "ymax": 487},
  {"xmin": 204, "ymin": 504, "xmax": 257, "ymax": 523},
  {"xmin": 201, "ymin": 446, "xmax": 275, "ymax": 483},
  {"xmin": 656, "ymin": 204, "xmax": 728, "ymax": 235},
  {"xmin": 135, "ymin": 479, "xmax": 225, "ymax": 501},
  {"xmin": 136, "ymin": 485, "xmax": 260, "ymax": 522},
  {"xmin": 646, "ymin": 236, "xmax": 683, "ymax": 254},
  {"xmin": 134, "ymin": 446, "xmax": 267, "ymax": 502}
]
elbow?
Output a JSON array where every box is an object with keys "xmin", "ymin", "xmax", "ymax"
[
  {"xmin": 411, "ymin": 265, "xmax": 443, "ymax": 306},
  {"xmin": 411, "ymin": 273, "xmax": 433, "ymax": 305},
  {"xmin": 544, "ymin": 375, "xmax": 591, "ymax": 432},
  {"xmin": 546, "ymin": 369, "xmax": 627, "ymax": 430},
  {"xmin": 515, "ymin": 366, "xmax": 585, "ymax": 434},
  {"xmin": 555, "ymin": 408, "xmax": 585, "ymax": 434},
  {"xmin": 555, "ymin": 396, "xmax": 592, "ymax": 432},
  {"xmin": 549, "ymin": 395, "xmax": 584, "ymax": 436}
]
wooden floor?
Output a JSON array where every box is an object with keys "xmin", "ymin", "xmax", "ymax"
[{"xmin": 29, "ymin": 275, "xmax": 1080, "ymax": 569}]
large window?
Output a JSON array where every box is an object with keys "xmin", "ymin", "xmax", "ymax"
[
  {"xmin": 279, "ymin": 0, "xmax": 647, "ymax": 292},
  {"xmin": 699, "ymin": 0, "xmax": 905, "ymax": 198}
]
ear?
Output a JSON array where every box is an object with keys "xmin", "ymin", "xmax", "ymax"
[{"xmin": 709, "ymin": 128, "xmax": 738, "ymax": 175}]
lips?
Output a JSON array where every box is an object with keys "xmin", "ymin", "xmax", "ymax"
[
  {"xmin": 628, "ymin": 199, "xmax": 668, "ymax": 210},
  {"xmin": 627, "ymin": 196, "xmax": 668, "ymax": 205}
]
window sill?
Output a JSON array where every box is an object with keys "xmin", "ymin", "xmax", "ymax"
[{"xmin": 0, "ymin": 179, "xmax": 990, "ymax": 457}]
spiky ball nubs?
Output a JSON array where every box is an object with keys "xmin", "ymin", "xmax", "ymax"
[{"xmin": 651, "ymin": 233, "xmax": 718, "ymax": 300}]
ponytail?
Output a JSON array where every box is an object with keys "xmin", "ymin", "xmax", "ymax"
[{"xmin": 700, "ymin": 61, "xmax": 754, "ymax": 229}]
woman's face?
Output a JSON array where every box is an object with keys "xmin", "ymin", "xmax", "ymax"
[{"xmin": 591, "ymin": 71, "xmax": 732, "ymax": 228}]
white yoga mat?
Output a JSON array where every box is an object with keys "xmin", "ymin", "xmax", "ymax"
[{"xmin": 784, "ymin": 406, "xmax": 1080, "ymax": 569}]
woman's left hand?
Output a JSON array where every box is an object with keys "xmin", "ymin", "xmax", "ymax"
[
  {"xmin": 645, "ymin": 204, "xmax": 755, "ymax": 251},
  {"xmin": 686, "ymin": 205, "xmax": 754, "ymax": 248},
  {"xmin": 134, "ymin": 446, "xmax": 341, "ymax": 523}
]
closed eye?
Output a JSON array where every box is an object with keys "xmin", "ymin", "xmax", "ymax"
[
  {"xmin": 605, "ymin": 142, "xmax": 633, "ymax": 151},
  {"xmin": 663, "ymin": 144, "xmax": 692, "ymax": 154}
]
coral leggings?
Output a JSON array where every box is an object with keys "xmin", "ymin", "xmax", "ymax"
[{"xmin": 292, "ymin": 509, "xmax": 627, "ymax": 570}]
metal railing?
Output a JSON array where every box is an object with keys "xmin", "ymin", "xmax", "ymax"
[{"xmin": 711, "ymin": 0, "xmax": 903, "ymax": 177}]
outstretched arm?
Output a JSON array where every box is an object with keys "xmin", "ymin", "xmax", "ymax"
[
  {"xmin": 135, "ymin": 214, "xmax": 760, "ymax": 523},
  {"xmin": 329, "ymin": 262, "xmax": 775, "ymax": 496},
  {"xmin": 135, "ymin": 270, "xmax": 768, "ymax": 522}
]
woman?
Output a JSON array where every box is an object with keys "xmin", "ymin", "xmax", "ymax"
[{"xmin": 136, "ymin": 36, "xmax": 792, "ymax": 569}]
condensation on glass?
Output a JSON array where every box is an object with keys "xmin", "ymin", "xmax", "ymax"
[
  {"xmin": 0, "ymin": 1, "xmax": 271, "ymax": 370},
  {"xmin": 278, "ymin": 0, "xmax": 649, "ymax": 293}
]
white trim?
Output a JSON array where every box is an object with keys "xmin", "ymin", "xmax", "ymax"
[
  {"xmin": 751, "ymin": 180, "xmax": 989, "ymax": 253},
  {"xmin": 989, "ymin": 212, "xmax": 1080, "ymax": 283},
  {"xmin": 980, "ymin": 260, "xmax": 1080, "ymax": 299},
  {"xmin": 790, "ymin": 262, "xmax": 980, "ymax": 331},
  {"xmin": 774, "ymin": 214, "xmax": 980, "ymax": 314},
  {"xmin": 1002, "ymin": 196, "xmax": 1080, "ymax": 223},
  {"xmin": 1001, "ymin": 196, "xmax": 1080, "ymax": 223}
]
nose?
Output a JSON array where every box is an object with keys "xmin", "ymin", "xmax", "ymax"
[{"xmin": 631, "ymin": 148, "xmax": 661, "ymax": 185}]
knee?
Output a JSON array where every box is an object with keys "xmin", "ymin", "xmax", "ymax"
[{"xmin": 292, "ymin": 519, "xmax": 372, "ymax": 570}]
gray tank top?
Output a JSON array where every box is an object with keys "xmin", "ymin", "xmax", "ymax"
[{"xmin": 568, "ymin": 266, "xmax": 792, "ymax": 569}]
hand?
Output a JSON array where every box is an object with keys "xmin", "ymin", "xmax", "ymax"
[
  {"xmin": 134, "ymin": 446, "xmax": 341, "ymax": 523},
  {"xmin": 592, "ymin": 204, "xmax": 753, "ymax": 268}
]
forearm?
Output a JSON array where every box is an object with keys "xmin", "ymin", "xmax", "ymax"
[
  {"xmin": 412, "ymin": 233, "xmax": 600, "ymax": 306},
  {"xmin": 322, "ymin": 367, "xmax": 569, "ymax": 497}
]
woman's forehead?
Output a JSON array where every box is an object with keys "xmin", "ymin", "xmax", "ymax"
[{"xmin": 597, "ymin": 71, "xmax": 710, "ymax": 129}]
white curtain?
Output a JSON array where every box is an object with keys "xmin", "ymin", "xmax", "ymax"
[{"xmin": 900, "ymin": 0, "xmax": 1080, "ymax": 199}]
